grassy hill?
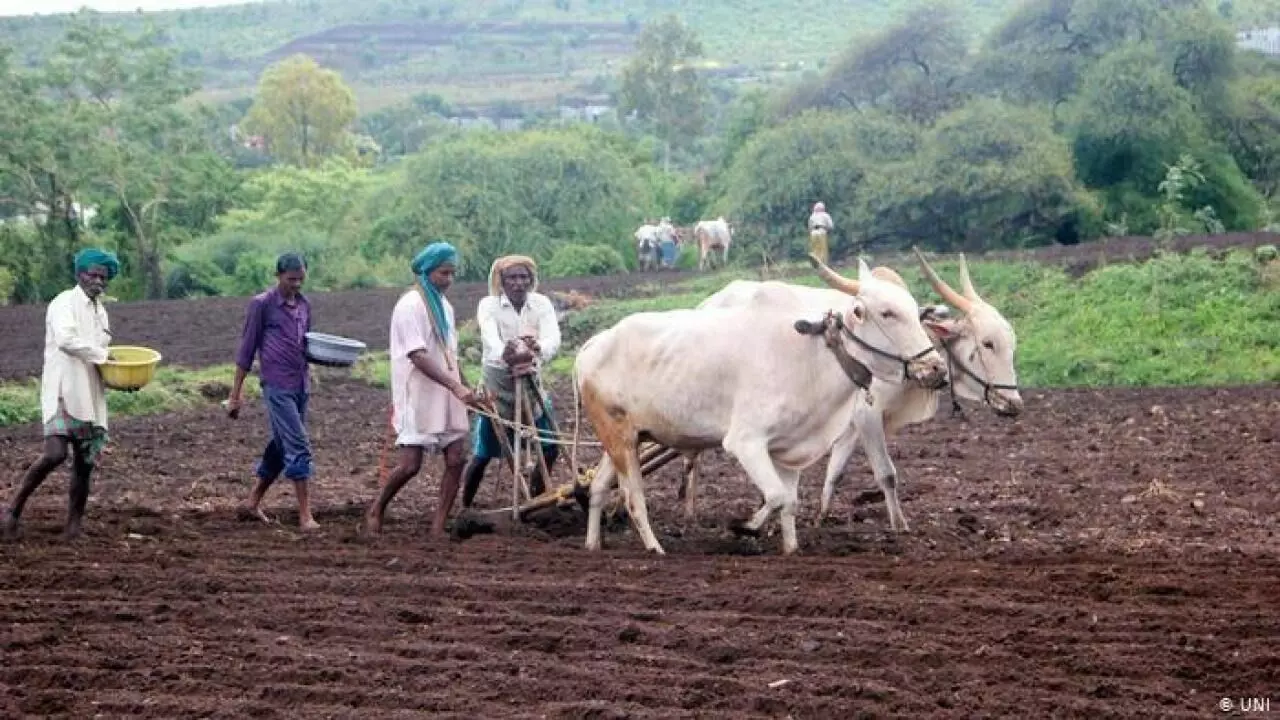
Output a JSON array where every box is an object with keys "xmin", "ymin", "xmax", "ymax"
[{"xmin": 5, "ymin": 0, "xmax": 1278, "ymax": 111}]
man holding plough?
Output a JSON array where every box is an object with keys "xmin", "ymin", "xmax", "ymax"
[{"xmin": 459, "ymin": 255, "xmax": 563, "ymax": 518}]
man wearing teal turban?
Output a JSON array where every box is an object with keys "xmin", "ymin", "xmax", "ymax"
[
  {"xmin": 365, "ymin": 241, "xmax": 478, "ymax": 538},
  {"xmin": 4, "ymin": 248, "xmax": 118, "ymax": 540}
]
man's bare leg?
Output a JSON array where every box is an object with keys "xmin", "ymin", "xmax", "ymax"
[
  {"xmin": 293, "ymin": 480, "xmax": 319, "ymax": 531},
  {"xmin": 63, "ymin": 445, "xmax": 92, "ymax": 540},
  {"xmin": 365, "ymin": 446, "xmax": 423, "ymax": 534},
  {"xmin": 236, "ymin": 476, "xmax": 274, "ymax": 523},
  {"xmin": 4, "ymin": 437, "xmax": 70, "ymax": 540},
  {"xmin": 432, "ymin": 440, "xmax": 467, "ymax": 537}
]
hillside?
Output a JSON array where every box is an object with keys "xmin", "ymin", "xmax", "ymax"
[{"xmin": 4, "ymin": 0, "xmax": 1277, "ymax": 111}]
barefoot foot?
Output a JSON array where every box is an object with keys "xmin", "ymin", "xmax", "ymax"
[{"xmin": 236, "ymin": 502, "xmax": 271, "ymax": 524}]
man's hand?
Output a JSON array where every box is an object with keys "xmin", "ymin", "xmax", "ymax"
[
  {"xmin": 226, "ymin": 394, "xmax": 243, "ymax": 419},
  {"xmin": 503, "ymin": 338, "xmax": 534, "ymax": 366},
  {"xmin": 521, "ymin": 334, "xmax": 541, "ymax": 356},
  {"xmin": 450, "ymin": 382, "xmax": 476, "ymax": 405}
]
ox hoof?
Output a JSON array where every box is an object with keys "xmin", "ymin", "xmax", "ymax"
[{"xmin": 728, "ymin": 518, "xmax": 761, "ymax": 538}]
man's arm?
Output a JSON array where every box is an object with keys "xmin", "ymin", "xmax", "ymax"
[
  {"xmin": 228, "ymin": 297, "xmax": 265, "ymax": 415},
  {"xmin": 534, "ymin": 295, "xmax": 561, "ymax": 363},
  {"xmin": 408, "ymin": 349, "xmax": 473, "ymax": 403},
  {"xmin": 476, "ymin": 297, "xmax": 512, "ymax": 364},
  {"xmin": 49, "ymin": 296, "xmax": 109, "ymax": 365}
]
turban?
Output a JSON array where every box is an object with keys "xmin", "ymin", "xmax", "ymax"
[
  {"xmin": 73, "ymin": 248, "xmax": 120, "ymax": 280},
  {"xmin": 411, "ymin": 241, "xmax": 459, "ymax": 350},
  {"xmin": 487, "ymin": 255, "xmax": 538, "ymax": 297}
]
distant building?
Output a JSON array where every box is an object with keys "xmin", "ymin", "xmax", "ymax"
[
  {"xmin": 1238, "ymin": 27, "xmax": 1280, "ymax": 56},
  {"xmin": 557, "ymin": 95, "xmax": 614, "ymax": 123}
]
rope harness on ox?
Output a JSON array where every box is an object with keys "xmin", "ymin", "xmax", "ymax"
[
  {"xmin": 937, "ymin": 337, "xmax": 1019, "ymax": 419},
  {"xmin": 795, "ymin": 310, "xmax": 935, "ymax": 392}
]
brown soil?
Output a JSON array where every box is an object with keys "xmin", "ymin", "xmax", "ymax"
[{"xmin": 2, "ymin": 374, "xmax": 1277, "ymax": 718}]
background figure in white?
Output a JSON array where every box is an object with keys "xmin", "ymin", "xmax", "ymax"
[{"xmin": 808, "ymin": 201, "xmax": 834, "ymax": 265}]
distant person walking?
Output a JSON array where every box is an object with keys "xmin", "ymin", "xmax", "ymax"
[
  {"xmin": 808, "ymin": 202, "xmax": 834, "ymax": 265},
  {"xmin": 226, "ymin": 252, "xmax": 320, "ymax": 531},
  {"xmin": 3, "ymin": 248, "xmax": 119, "ymax": 541}
]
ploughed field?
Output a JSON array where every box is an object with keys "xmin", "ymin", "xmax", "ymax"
[{"xmin": 2, "ymin": 245, "xmax": 1279, "ymax": 717}]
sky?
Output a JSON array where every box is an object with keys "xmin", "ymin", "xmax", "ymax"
[{"xmin": 0, "ymin": 0, "xmax": 255, "ymax": 17}]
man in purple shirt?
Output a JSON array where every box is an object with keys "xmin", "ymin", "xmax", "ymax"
[{"xmin": 226, "ymin": 252, "xmax": 319, "ymax": 531}]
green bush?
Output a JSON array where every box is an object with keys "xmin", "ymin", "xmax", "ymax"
[{"xmin": 543, "ymin": 243, "xmax": 629, "ymax": 278}]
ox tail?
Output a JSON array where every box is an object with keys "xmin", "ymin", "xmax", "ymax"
[{"xmin": 570, "ymin": 357, "xmax": 583, "ymax": 486}]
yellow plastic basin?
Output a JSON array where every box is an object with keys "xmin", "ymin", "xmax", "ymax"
[{"xmin": 101, "ymin": 346, "xmax": 162, "ymax": 392}]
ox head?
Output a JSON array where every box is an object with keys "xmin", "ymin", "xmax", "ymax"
[
  {"xmin": 809, "ymin": 254, "xmax": 947, "ymax": 389},
  {"xmin": 913, "ymin": 247, "xmax": 1022, "ymax": 417}
]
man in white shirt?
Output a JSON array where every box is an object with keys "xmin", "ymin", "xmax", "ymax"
[
  {"xmin": 3, "ymin": 248, "xmax": 117, "ymax": 541},
  {"xmin": 364, "ymin": 241, "xmax": 476, "ymax": 538},
  {"xmin": 460, "ymin": 255, "xmax": 562, "ymax": 510},
  {"xmin": 808, "ymin": 201, "xmax": 834, "ymax": 265}
]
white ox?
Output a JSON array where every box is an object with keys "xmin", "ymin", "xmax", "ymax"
[
  {"xmin": 681, "ymin": 248, "xmax": 1023, "ymax": 530},
  {"xmin": 693, "ymin": 217, "xmax": 732, "ymax": 271},
  {"xmin": 633, "ymin": 223, "xmax": 665, "ymax": 272},
  {"xmin": 571, "ymin": 256, "xmax": 948, "ymax": 555}
]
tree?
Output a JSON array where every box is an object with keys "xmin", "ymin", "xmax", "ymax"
[
  {"xmin": 1219, "ymin": 74, "xmax": 1280, "ymax": 201},
  {"xmin": 860, "ymin": 99, "xmax": 1092, "ymax": 251},
  {"xmin": 362, "ymin": 126, "xmax": 658, "ymax": 278},
  {"xmin": 716, "ymin": 110, "xmax": 919, "ymax": 261},
  {"xmin": 41, "ymin": 17, "xmax": 237, "ymax": 299},
  {"xmin": 242, "ymin": 54, "xmax": 358, "ymax": 168},
  {"xmin": 780, "ymin": 1, "xmax": 970, "ymax": 124},
  {"xmin": 1066, "ymin": 44, "xmax": 1261, "ymax": 234},
  {"xmin": 0, "ymin": 15, "xmax": 238, "ymax": 300},
  {"xmin": 617, "ymin": 15, "xmax": 708, "ymax": 171},
  {"xmin": 0, "ymin": 43, "xmax": 96, "ymax": 291}
]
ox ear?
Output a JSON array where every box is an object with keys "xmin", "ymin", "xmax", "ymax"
[
  {"xmin": 923, "ymin": 317, "xmax": 960, "ymax": 341},
  {"xmin": 856, "ymin": 258, "xmax": 873, "ymax": 281}
]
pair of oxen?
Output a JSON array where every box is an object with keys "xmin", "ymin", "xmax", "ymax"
[{"xmin": 571, "ymin": 249, "xmax": 1022, "ymax": 555}]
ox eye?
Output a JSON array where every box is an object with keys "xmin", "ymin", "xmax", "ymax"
[{"xmin": 983, "ymin": 340, "xmax": 996, "ymax": 350}]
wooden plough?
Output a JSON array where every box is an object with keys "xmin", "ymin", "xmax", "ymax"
[{"xmin": 512, "ymin": 441, "xmax": 684, "ymax": 520}]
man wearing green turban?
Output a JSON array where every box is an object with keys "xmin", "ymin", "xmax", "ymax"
[
  {"xmin": 4, "ymin": 248, "xmax": 118, "ymax": 540},
  {"xmin": 365, "ymin": 241, "xmax": 478, "ymax": 538}
]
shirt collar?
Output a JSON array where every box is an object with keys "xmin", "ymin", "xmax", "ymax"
[
  {"xmin": 270, "ymin": 286, "xmax": 306, "ymax": 307},
  {"xmin": 499, "ymin": 293, "xmax": 534, "ymax": 310},
  {"xmin": 73, "ymin": 284, "xmax": 99, "ymax": 306}
]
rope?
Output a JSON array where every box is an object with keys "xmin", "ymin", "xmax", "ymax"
[
  {"xmin": 373, "ymin": 391, "xmax": 601, "ymax": 488},
  {"xmin": 465, "ymin": 399, "xmax": 603, "ymax": 448}
]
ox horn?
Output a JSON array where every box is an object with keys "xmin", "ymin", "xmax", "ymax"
[
  {"xmin": 912, "ymin": 246, "xmax": 972, "ymax": 314},
  {"xmin": 957, "ymin": 253, "xmax": 981, "ymax": 302},
  {"xmin": 808, "ymin": 253, "xmax": 859, "ymax": 295}
]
